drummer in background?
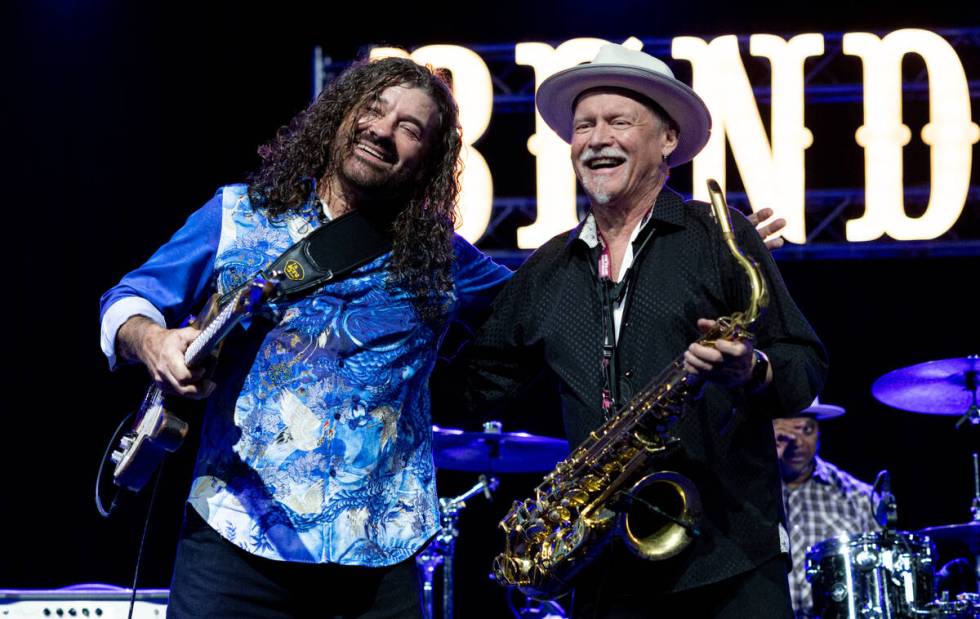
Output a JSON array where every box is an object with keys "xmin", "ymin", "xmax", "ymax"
[{"xmin": 774, "ymin": 397, "xmax": 881, "ymax": 618}]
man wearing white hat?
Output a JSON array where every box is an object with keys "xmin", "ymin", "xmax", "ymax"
[
  {"xmin": 465, "ymin": 44, "xmax": 826, "ymax": 617},
  {"xmin": 774, "ymin": 398, "xmax": 880, "ymax": 617}
]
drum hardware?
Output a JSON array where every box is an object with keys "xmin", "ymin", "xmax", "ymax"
[
  {"xmin": 917, "ymin": 591, "xmax": 980, "ymax": 618},
  {"xmin": 420, "ymin": 422, "xmax": 568, "ymax": 618},
  {"xmin": 919, "ymin": 452, "xmax": 980, "ymax": 598},
  {"xmin": 974, "ymin": 453, "xmax": 979, "ymax": 524},
  {"xmin": 417, "ymin": 474, "xmax": 499, "ymax": 619},
  {"xmin": 873, "ymin": 470, "xmax": 899, "ymax": 529}
]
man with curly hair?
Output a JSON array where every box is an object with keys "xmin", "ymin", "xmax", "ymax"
[{"xmin": 99, "ymin": 57, "xmax": 510, "ymax": 618}]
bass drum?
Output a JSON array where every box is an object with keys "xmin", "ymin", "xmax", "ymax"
[{"xmin": 805, "ymin": 531, "xmax": 935, "ymax": 618}]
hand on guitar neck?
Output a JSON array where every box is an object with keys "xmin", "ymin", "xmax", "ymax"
[
  {"xmin": 117, "ymin": 315, "xmax": 215, "ymax": 400},
  {"xmin": 107, "ymin": 278, "xmax": 276, "ymax": 492}
]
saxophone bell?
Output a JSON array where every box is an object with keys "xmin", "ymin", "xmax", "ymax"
[{"xmin": 618, "ymin": 471, "xmax": 703, "ymax": 561}]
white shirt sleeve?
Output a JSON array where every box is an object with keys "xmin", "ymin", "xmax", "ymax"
[{"xmin": 100, "ymin": 297, "xmax": 167, "ymax": 370}]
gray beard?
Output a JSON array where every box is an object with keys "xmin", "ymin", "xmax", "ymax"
[
  {"xmin": 581, "ymin": 176, "xmax": 612, "ymax": 206},
  {"xmin": 581, "ymin": 180, "xmax": 612, "ymax": 206}
]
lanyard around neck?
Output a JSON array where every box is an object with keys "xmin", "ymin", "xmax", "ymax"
[{"xmin": 594, "ymin": 222, "xmax": 657, "ymax": 418}]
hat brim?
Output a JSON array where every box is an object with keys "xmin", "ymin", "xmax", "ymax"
[
  {"xmin": 800, "ymin": 404, "xmax": 846, "ymax": 420},
  {"xmin": 535, "ymin": 63, "xmax": 712, "ymax": 166}
]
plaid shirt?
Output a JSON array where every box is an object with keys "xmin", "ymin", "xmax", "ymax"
[{"xmin": 783, "ymin": 456, "xmax": 880, "ymax": 616}]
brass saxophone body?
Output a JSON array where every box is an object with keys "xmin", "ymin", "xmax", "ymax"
[{"xmin": 492, "ymin": 180, "xmax": 770, "ymax": 599}]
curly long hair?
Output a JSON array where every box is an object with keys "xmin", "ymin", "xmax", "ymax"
[{"xmin": 248, "ymin": 57, "xmax": 462, "ymax": 322}]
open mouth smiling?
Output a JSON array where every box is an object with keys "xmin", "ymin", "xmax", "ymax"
[
  {"xmin": 355, "ymin": 141, "xmax": 396, "ymax": 165},
  {"xmin": 584, "ymin": 156, "xmax": 626, "ymax": 171}
]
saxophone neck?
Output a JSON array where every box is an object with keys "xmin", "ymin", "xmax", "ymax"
[{"xmin": 705, "ymin": 180, "xmax": 769, "ymax": 327}]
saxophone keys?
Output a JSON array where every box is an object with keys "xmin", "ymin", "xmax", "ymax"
[
  {"xmin": 601, "ymin": 461, "xmax": 622, "ymax": 475},
  {"xmin": 524, "ymin": 519, "xmax": 549, "ymax": 542},
  {"xmin": 547, "ymin": 506, "xmax": 571, "ymax": 524},
  {"xmin": 565, "ymin": 488, "xmax": 590, "ymax": 506},
  {"xmin": 581, "ymin": 475, "xmax": 604, "ymax": 492}
]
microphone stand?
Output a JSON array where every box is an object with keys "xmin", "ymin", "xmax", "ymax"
[
  {"xmin": 971, "ymin": 453, "xmax": 980, "ymax": 594},
  {"xmin": 953, "ymin": 367, "xmax": 977, "ymax": 429},
  {"xmin": 871, "ymin": 469, "xmax": 898, "ymax": 530}
]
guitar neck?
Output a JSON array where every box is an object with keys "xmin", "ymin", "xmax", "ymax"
[{"xmin": 183, "ymin": 289, "xmax": 246, "ymax": 367}]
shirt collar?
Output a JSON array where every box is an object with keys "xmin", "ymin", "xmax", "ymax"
[
  {"xmin": 576, "ymin": 210, "xmax": 655, "ymax": 249},
  {"xmin": 305, "ymin": 177, "xmax": 333, "ymax": 221},
  {"xmin": 809, "ymin": 456, "xmax": 839, "ymax": 486},
  {"xmin": 567, "ymin": 186, "xmax": 688, "ymax": 250}
]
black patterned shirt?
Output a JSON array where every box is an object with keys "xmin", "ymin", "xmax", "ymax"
[{"xmin": 464, "ymin": 187, "xmax": 828, "ymax": 592}]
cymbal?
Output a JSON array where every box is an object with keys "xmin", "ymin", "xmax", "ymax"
[
  {"xmin": 432, "ymin": 425, "xmax": 569, "ymax": 473},
  {"xmin": 872, "ymin": 356, "xmax": 980, "ymax": 415},
  {"xmin": 919, "ymin": 521, "xmax": 980, "ymax": 553}
]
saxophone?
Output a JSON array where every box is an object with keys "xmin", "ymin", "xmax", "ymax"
[{"xmin": 492, "ymin": 180, "xmax": 770, "ymax": 599}]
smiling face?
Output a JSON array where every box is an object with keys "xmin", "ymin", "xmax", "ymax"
[
  {"xmin": 570, "ymin": 88, "xmax": 678, "ymax": 209},
  {"xmin": 331, "ymin": 83, "xmax": 440, "ymax": 207}
]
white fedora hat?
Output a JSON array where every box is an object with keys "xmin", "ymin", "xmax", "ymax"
[
  {"xmin": 799, "ymin": 396, "xmax": 846, "ymax": 420},
  {"xmin": 535, "ymin": 44, "xmax": 712, "ymax": 166}
]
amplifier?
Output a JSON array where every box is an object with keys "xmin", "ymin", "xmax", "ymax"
[{"xmin": 0, "ymin": 584, "xmax": 167, "ymax": 618}]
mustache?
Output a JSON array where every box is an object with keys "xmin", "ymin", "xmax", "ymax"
[{"xmin": 578, "ymin": 146, "xmax": 628, "ymax": 164}]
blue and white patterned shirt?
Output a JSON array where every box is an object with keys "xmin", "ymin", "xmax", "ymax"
[
  {"xmin": 782, "ymin": 456, "xmax": 880, "ymax": 616},
  {"xmin": 100, "ymin": 185, "xmax": 511, "ymax": 566}
]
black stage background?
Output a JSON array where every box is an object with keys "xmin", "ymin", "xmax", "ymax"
[{"xmin": 6, "ymin": 2, "xmax": 978, "ymax": 616}]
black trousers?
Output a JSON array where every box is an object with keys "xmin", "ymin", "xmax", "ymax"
[
  {"xmin": 167, "ymin": 509, "xmax": 423, "ymax": 619},
  {"xmin": 571, "ymin": 553, "xmax": 794, "ymax": 619}
]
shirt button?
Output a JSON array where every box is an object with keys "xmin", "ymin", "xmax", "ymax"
[
  {"xmin": 334, "ymin": 413, "xmax": 342, "ymax": 420},
  {"xmin": 625, "ymin": 370, "xmax": 634, "ymax": 378},
  {"xmin": 329, "ymin": 468, "xmax": 337, "ymax": 477},
  {"xmin": 337, "ymin": 359, "xmax": 345, "ymax": 368}
]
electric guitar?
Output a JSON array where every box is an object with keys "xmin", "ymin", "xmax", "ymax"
[{"xmin": 110, "ymin": 274, "xmax": 279, "ymax": 492}]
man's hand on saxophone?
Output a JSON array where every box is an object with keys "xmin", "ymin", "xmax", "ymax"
[{"xmin": 683, "ymin": 318, "xmax": 773, "ymax": 391}]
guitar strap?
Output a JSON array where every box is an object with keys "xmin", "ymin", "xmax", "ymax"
[{"xmin": 219, "ymin": 207, "xmax": 395, "ymax": 306}]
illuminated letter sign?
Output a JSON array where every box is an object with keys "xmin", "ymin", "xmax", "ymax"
[
  {"xmin": 672, "ymin": 34, "xmax": 823, "ymax": 244},
  {"xmin": 843, "ymin": 29, "xmax": 979, "ymax": 241},
  {"xmin": 362, "ymin": 29, "xmax": 976, "ymax": 248}
]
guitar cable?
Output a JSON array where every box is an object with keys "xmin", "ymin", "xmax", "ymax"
[
  {"xmin": 124, "ymin": 459, "xmax": 165, "ymax": 619},
  {"xmin": 95, "ymin": 412, "xmax": 133, "ymax": 517},
  {"xmin": 94, "ymin": 411, "xmax": 166, "ymax": 619}
]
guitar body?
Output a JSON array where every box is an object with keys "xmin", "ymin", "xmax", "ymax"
[
  {"xmin": 111, "ymin": 387, "xmax": 191, "ymax": 491},
  {"xmin": 109, "ymin": 277, "xmax": 277, "ymax": 493}
]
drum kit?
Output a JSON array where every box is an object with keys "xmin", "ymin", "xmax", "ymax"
[{"xmin": 806, "ymin": 355, "xmax": 980, "ymax": 619}]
